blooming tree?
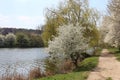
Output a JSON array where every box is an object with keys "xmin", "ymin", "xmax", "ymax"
[
  {"xmin": 104, "ymin": 0, "xmax": 120, "ymax": 49},
  {"xmin": 99, "ymin": 16, "xmax": 111, "ymax": 47},
  {"xmin": 47, "ymin": 24, "xmax": 89, "ymax": 67},
  {"xmin": 104, "ymin": 22, "xmax": 120, "ymax": 47}
]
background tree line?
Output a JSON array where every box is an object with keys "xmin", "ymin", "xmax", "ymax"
[
  {"xmin": 0, "ymin": 33, "xmax": 44, "ymax": 48},
  {"xmin": 0, "ymin": 28, "xmax": 42, "ymax": 35}
]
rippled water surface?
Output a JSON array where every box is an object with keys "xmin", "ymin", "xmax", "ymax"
[{"xmin": 0, "ymin": 48, "xmax": 48, "ymax": 75}]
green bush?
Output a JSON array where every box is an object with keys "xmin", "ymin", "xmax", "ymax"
[{"xmin": 75, "ymin": 57, "xmax": 99, "ymax": 71}]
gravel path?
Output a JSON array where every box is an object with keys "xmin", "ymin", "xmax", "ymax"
[{"xmin": 87, "ymin": 49, "xmax": 120, "ymax": 80}]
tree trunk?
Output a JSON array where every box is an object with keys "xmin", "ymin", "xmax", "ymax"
[
  {"xmin": 70, "ymin": 53, "xmax": 79, "ymax": 68},
  {"xmin": 73, "ymin": 59, "xmax": 78, "ymax": 68}
]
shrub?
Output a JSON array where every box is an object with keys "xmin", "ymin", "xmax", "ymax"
[
  {"xmin": 74, "ymin": 57, "xmax": 99, "ymax": 72},
  {"xmin": 59, "ymin": 59, "xmax": 74, "ymax": 73},
  {"xmin": 44, "ymin": 58, "xmax": 58, "ymax": 76},
  {"xmin": 48, "ymin": 24, "xmax": 89, "ymax": 68},
  {"xmin": 79, "ymin": 57, "xmax": 98, "ymax": 71},
  {"xmin": 29, "ymin": 67, "xmax": 44, "ymax": 80},
  {"xmin": 5, "ymin": 33, "xmax": 16, "ymax": 47},
  {"xmin": 44, "ymin": 57, "xmax": 74, "ymax": 76}
]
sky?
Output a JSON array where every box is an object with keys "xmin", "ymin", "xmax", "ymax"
[{"xmin": 0, "ymin": 0, "xmax": 108, "ymax": 29}]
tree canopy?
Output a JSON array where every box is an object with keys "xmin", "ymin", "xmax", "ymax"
[{"xmin": 42, "ymin": 0, "xmax": 99, "ymax": 47}]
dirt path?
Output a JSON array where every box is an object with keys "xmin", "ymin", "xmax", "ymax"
[{"xmin": 87, "ymin": 49, "xmax": 120, "ymax": 80}]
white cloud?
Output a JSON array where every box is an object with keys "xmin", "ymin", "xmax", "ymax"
[
  {"xmin": 17, "ymin": 16, "xmax": 45, "ymax": 24},
  {"xmin": 18, "ymin": 16, "xmax": 32, "ymax": 23},
  {"xmin": 0, "ymin": 14, "xmax": 45, "ymax": 29},
  {"xmin": 0, "ymin": 14, "xmax": 10, "ymax": 23}
]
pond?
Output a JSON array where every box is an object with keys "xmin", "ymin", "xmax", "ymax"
[{"xmin": 0, "ymin": 48, "xmax": 49, "ymax": 75}]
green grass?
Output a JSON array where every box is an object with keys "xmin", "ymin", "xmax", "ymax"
[
  {"xmin": 77, "ymin": 57, "xmax": 99, "ymax": 71},
  {"xmin": 108, "ymin": 48, "xmax": 119, "ymax": 53},
  {"xmin": 114, "ymin": 51, "xmax": 120, "ymax": 61},
  {"xmin": 36, "ymin": 57, "xmax": 99, "ymax": 80},
  {"xmin": 36, "ymin": 72, "xmax": 88, "ymax": 80},
  {"xmin": 108, "ymin": 48, "xmax": 120, "ymax": 61}
]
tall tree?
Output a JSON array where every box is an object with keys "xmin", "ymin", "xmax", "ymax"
[
  {"xmin": 42, "ymin": 0, "xmax": 99, "ymax": 46},
  {"xmin": 104, "ymin": 0, "xmax": 120, "ymax": 49}
]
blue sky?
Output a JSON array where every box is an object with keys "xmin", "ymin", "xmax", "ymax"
[{"xmin": 0, "ymin": 0, "xmax": 108, "ymax": 29}]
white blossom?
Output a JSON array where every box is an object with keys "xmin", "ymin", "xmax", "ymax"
[
  {"xmin": 104, "ymin": 0, "xmax": 120, "ymax": 48},
  {"xmin": 47, "ymin": 24, "xmax": 89, "ymax": 59},
  {"xmin": 104, "ymin": 22, "xmax": 120, "ymax": 47}
]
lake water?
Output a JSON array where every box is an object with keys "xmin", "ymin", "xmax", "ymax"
[{"xmin": 0, "ymin": 48, "xmax": 48, "ymax": 75}]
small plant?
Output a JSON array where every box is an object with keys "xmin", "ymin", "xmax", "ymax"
[
  {"xmin": 59, "ymin": 59, "xmax": 74, "ymax": 74},
  {"xmin": 106, "ymin": 77, "xmax": 112, "ymax": 80},
  {"xmin": 29, "ymin": 67, "xmax": 44, "ymax": 80}
]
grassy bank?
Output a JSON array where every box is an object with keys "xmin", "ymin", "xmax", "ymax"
[
  {"xmin": 108, "ymin": 48, "xmax": 118, "ymax": 53},
  {"xmin": 35, "ymin": 57, "xmax": 99, "ymax": 80},
  {"xmin": 108, "ymin": 48, "xmax": 120, "ymax": 61}
]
